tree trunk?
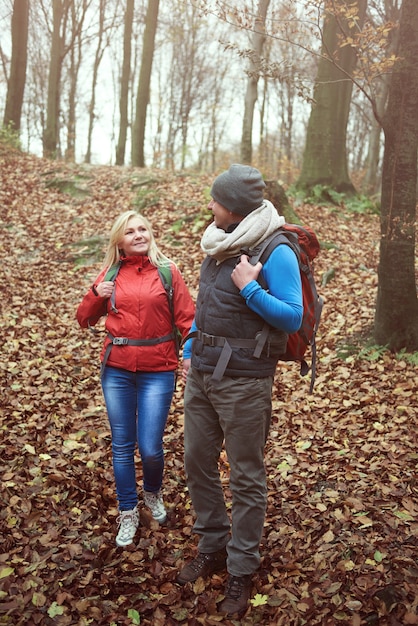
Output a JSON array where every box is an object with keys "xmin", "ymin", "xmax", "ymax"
[
  {"xmin": 116, "ymin": 0, "xmax": 134, "ymax": 166},
  {"xmin": 43, "ymin": 0, "xmax": 66, "ymax": 159},
  {"xmin": 85, "ymin": 0, "xmax": 106, "ymax": 164},
  {"xmin": 3, "ymin": 0, "xmax": 29, "ymax": 133},
  {"xmin": 374, "ymin": 0, "xmax": 418, "ymax": 350},
  {"xmin": 65, "ymin": 3, "xmax": 83, "ymax": 162},
  {"xmin": 132, "ymin": 0, "xmax": 160, "ymax": 167},
  {"xmin": 362, "ymin": 0, "xmax": 400, "ymax": 194},
  {"xmin": 362, "ymin": 115, "xmax": 383, "ymax": 195},
  {"xmin": 296, "ymin": 0, "xmax": 367, "ymax": 196},
  {"xmin": 240, "ymin": 0, "xmax": 270, "ymax": 165}
]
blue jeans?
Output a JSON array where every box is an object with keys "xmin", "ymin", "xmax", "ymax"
[{"xmin": 101, "ymin": 366, "xmax": 175, "ymax": 511}]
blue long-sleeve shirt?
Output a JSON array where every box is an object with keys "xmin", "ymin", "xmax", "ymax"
[{"xmin": 183, "ymin": 244, "xmax": 303, "ymax": 359}]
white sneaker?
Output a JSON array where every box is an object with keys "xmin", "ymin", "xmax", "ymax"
[
  {"xmin": 116, "ymin": 507, "xmax": 139, "ymax": 547},
  {"xmin": 143, "ymin": 490, "xmax": 167, "ymax": 524}
]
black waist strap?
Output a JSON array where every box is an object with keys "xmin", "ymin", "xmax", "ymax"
[
  {"xmin": 185, "ymin": 326, "xmax": 270, "ymax": 381},
  {"xmin": 101, "ymin": 331, "xmax": 175, "ymax": 376}
]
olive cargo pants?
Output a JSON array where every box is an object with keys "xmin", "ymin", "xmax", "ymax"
[{"xmin": 183, "ymin": 367, "xmax": 273, "ymax": 576}]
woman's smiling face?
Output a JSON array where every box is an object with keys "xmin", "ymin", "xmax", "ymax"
[{"xmin": 119, "ymin": 216, "xmax": 151, "ymax": 256}]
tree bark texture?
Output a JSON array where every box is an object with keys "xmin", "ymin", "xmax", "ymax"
[
  {"xmin": 240, "ymin": 0, "xmax": 270, "ymax": 165},
  {"xmin": 116, "ymin": 0, "xmax": 134, "ymax": 166},
  {"xmin": 3, "ymin": 0, "xmax": 29, "ymax": 133},
  {"xmin": 65, "ymin": 3, "xmax": 82, "ymax": 162},
  {"xmin": 374, "ymin": 0, "xmax": 418, "ymax": 350},
  {"xmin": 362, "ymin": 1, "xmax": 400, "ymax": 195},
  {"xmin": 132, "ymin": 0, "xmax": 160, "ymax": 167},
  {"xmin": 43, "ymin": 0, "xmax": 66, "ymax": 158},
  {"xmin": 85, "ymin": 0, "xmax": 106, "ymax": 164},
  {"xmin": 297, "ymin": 0, "xmax": 367, "ymax": 195}
]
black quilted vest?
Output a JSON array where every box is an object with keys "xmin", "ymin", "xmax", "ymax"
[{"xmin": 191, "ymin": 254, "xmax": 287, "ymax": 378}]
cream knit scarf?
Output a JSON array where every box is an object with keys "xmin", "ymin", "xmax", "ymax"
[{"xmin": 201, "ymin": 200, "xmax": 285, "ymax": 263}]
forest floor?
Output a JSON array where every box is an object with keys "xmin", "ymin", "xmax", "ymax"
[{"xmin": 0, "ymin": 144, "xmax": 417, "ymax": 626}]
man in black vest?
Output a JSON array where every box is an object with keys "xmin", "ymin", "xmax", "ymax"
[{"xmin": 177, "ymin": 164, "xmax": 303, "ymax": 617}]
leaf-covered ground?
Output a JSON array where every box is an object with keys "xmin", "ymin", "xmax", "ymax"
[{"xmin": 0, "ymin": 145, "xmax": 417, "ymax": 626}]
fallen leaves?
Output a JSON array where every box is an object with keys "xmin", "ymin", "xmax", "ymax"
[{"xmin": 1, "ymin": 146, "xmax": 418, "ymax": 625}]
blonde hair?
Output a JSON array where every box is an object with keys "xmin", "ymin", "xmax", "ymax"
[{"xmin": 101, "ymin": 210, "xmax": 173, "ymax": 269}]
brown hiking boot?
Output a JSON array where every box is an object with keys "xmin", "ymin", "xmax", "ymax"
[
  {"xmin": 176, "ymin": 547, "xmax": 227, "ymax": 585},
  {"xmin": 218, "ymin": 574, "xmax": 252, "ymax": 616}
]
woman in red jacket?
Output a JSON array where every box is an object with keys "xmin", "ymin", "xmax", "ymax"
[{"xmin": 77, "ymin": 210, "xmax": 195, "ymax": 547}]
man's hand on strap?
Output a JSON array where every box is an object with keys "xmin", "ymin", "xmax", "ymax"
[{"xmin": 231, "ymin": 255, "xmax": 262, "ymax": 290}]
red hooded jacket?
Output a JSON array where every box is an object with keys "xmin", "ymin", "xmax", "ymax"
[{"xmin": 76, "ymin": 255, "xmax": 195, "ymax": 372}]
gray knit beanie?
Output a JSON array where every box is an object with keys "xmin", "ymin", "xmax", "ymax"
[{"xmin": 210, "ymin": 164, "xmax": 266, "ymax": 216}]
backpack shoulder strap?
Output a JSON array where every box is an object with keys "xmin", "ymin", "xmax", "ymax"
[
  {"xmin": 246, "ymin": 229, "xmax": 300, "ymax": 268},
  {"xmin": 158, "ymin": 264, "xmax": 180, "ymax": 359},
  {"xmin": 103, "ymin": 261, "xmax": 122, "ymax": 283},
  {"xmin": 103, "ymin": 261, "xmax": 122, "ymax": 312},
  {"xmin": 158, "ymin": 263, "xmax": 172, "ymax": 288},
  {"xmin": 244, "ymin": 230, "xmax": 300, "ymax": 293},
  {"xmin": 158, "ymin": 264, "xmax": 174, "ymax": 311}
]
